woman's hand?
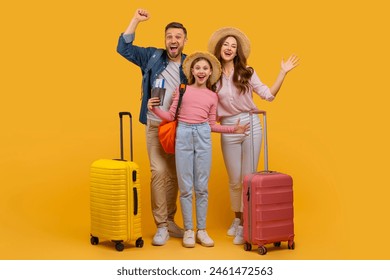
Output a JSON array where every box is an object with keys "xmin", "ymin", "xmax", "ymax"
[
  {"xmin": 281, "ymin": 54, "xmax": 299, "ymax": 74},
  {"xmin": 147, "ymin": 97, "xmax": 160, "ymax": 110}
]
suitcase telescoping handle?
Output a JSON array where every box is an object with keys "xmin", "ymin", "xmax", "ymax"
[
  {"xmin": 119, "ymin": 112, "xmax": 139, "ymax": 216},
  {"xmin": 249, "ymin": 110, "xmax": 268, "ymax": 173},
  {"xmin": 119, "ymin": 112, "xmax": 133, "ymax": 162}
]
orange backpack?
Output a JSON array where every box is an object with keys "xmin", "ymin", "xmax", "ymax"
[{"xmin": 157, "ymin": 84, "xmax": 186, "ymax": 154}]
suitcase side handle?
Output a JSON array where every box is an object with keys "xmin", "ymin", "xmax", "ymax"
[
  {"xmin": 119, "ymin": 112, "xmax": 133, "ymax": 161},
  {"xmin": 133, "ymin": 187, "xmax": 138, "ymax": 215},
  {"xmin": 249, "ymin": 110, "xmax": 268, "ymax": 172}
]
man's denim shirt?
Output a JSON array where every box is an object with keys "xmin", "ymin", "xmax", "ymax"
[{"xmin": 117, "ymin": 33, "xmax": 187, "ymax": 125}]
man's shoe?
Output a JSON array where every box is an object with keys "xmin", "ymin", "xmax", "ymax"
[
  {"xmin": 182, "ymin": 230, "xmax": 195, "ymax": 248},
  {"xmin": 152, "ymin": 227, "xmax": 169, "ymax": 246},
  {"xmin": 196, "ymin": 230, "xmax": 214, "ymax": 247},
  {"xmin": 167, "ymin": 220, "xmax": 184, "ymax": 238},
  {"xmin": 227, "ymin": 218, "xmax": 240, "ymax": 236}
]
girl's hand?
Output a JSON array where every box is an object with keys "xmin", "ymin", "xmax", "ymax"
[
  {"xmin": 281, "ymin": 54, "xmax": 299, "ymax": 74},
  {"xmin": 172, "ymin": 88, "xmax": 178, "ymax": 99},
  {"xmin": 147, "ymin": 97, "xmax": 160, "ymax": 110},
  {"xmin": 233, "ymin": 119, "xmax": 250, "ymax": 135}
]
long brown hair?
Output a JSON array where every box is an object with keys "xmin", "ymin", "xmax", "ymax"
[{"xmin": 214, "ymin": 35, "xmax": 253, "ymax": 94}]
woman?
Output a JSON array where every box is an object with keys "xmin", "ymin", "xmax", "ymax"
[{"xmin": 208, "ymin": 27, "xmax": 299, "ymax": 245}]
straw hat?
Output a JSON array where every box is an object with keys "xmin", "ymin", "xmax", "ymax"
[
  {"xmin": 207, "ymin": 27, "xmax": 251, "ymax": 59},
  {"xmin": 182, "ymin": 51, "xmax": 222, "ymax": 85}
]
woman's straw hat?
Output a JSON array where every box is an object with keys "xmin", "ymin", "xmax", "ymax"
[{"xmin": 207, "ymin": 27, "xmax": 251, "ymax": 59}]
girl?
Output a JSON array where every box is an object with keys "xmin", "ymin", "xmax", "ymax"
[
  {"xmin": 148, "ymin": 51, "xmax": 249, "ymax": 248},
  {"xmin": 208, "ymin": 27, "xmax": 299, "ymax": 245}
]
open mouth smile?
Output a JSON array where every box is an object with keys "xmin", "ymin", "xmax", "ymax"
[{"xmin": 196, "ymin": 75, "xmax": 207, "ymax": 82}]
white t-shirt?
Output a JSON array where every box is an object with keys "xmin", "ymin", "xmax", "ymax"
[{"xmin": 147, "ymin": 61, "xmax": 181, "ymax": 122}]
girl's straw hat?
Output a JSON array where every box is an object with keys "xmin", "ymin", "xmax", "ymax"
[
  {"xmin": 182, "ymin": 51, "xmax": 222, "ymax": 85},
  {"xmin": 207, "ymin": 27, "xmax": 251, "ymax": 59}
]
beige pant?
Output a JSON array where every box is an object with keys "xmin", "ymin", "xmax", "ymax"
[{"xmin": 146, "ymin": 119, "xmax": 179, "ymax": 228}]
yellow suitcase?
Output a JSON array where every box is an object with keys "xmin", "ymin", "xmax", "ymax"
[{"xmin": 90, "ymin": 112, "xmax": 143, "ymax": 251}]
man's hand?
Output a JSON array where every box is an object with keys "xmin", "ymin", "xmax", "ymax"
[
  {"xmin": 124, "ymin": 8, "xmax": 150, "ymax": 35},
  {"xmin": 133, "ymin": 9, "xmax": 150, "ymax": 22},
  {"xmin": 147, "ymin": 97, "xmax": 160, "ymax": 110}
]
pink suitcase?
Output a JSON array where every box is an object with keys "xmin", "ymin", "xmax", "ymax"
[{"xmin": 243, "ymin": 110, "xmax": 295, "ymax": 255}]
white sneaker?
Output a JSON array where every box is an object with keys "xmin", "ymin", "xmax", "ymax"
[
  {"xmin": 167, "ymin": 220, "xmax": 184, "ymax": 238},
  {"xmin": 152, "ymin": 227, "xmax": 169, "ymax": 246},
  {"xmin": 227, "ymin": 218, "xmax": 241, "ymax": 236},
  {"xmin": 233, "ymin": 225, "xmax": 245, "ymax": 245},
  {"xmin": 196, "ymin": 230, "xmax": 214, "ymax": 247},
  {"xmin": 183, "ymin": 230, "xmax": 195, "ymax": 248}
]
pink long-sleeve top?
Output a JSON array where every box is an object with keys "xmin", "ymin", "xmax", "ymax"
[
  {"xmin": 216, "ymin": 69, "xmax": 275, "ymax": 118},
  {"xmin": 151, "ymin": 85, "xmax": 235, "ymax": 133}
]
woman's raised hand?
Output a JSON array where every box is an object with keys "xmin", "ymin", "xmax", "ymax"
[{"xmin": 281, "ymin": 54, "xmax": 299, "ymax": 74}]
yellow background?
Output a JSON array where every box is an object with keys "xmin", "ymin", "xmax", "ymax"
[{"xmin": 1, "ymin": 0, "xmax": 389, "ymax": 260}]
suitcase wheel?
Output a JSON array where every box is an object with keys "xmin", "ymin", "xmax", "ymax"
[
  {"xmin": 90, "ymin": 236, "xmax": 99, "ymax": 245},
  {"xmin": 273, "ymin": 242, "xmax": 281, "ymax": 247},
  {"xmin": 288, "ymin": 241, "xmax": 295, "ymax": 250},
  {"xmin": 115, "ymin": 242, "xmax": 125, "ymax": 252},
  {"xmin": 136, "ymin": 238, "xmax": 144, "ymax": 248},
  {"xmin": 244, "ymin": 242, "xmax": 252, "ymax": 251},
  {"xmin": 258, "ymin": 245, "xmax": 267, "ymax": 255}
]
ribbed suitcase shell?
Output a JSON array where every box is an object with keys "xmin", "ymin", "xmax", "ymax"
[
  {"xmin": 90, "ymin": 112, "xmax": 143, "ymax": 251},
  {"xmin": 243, "ymin": 171, "xmax": 294, "ymax": 254}
]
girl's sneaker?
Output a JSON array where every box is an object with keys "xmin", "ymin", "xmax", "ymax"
[
  {"xmin": 196, "ymin": 230, "xmax": 214, "ymax": 247},
  {"xmin": 182, "ymin": 230, "xmax": 195, "ymax": 248}
]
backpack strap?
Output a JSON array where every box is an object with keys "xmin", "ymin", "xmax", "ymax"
[{"xmin": 174, "ymin": 83, "xmax": 187, "ymax": 120}]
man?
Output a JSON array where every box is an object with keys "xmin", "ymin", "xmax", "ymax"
[{"xmin": 117, "ymin": 8, "xmax": 187, "ymax": 246}]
